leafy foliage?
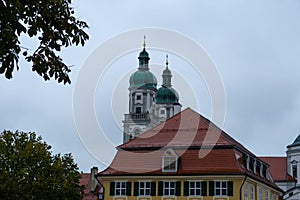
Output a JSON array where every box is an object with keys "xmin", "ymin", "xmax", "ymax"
[
  {"xmin": 0, "ymin": 130, "xmax": 84, "ymax": 199},
  {"xmin": 0, "ymin": 0, "xmax": 89, "ymax": 84}
]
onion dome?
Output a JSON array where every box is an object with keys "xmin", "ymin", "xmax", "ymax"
[
  {"xmin": 129, "ymin": 36, "xmax": 157, "ymax": 90},
  {"xmin": 155, "ymin": 55, "xmax": 179, "ymax": 104},
  {"xmin": 156, "ymin": 86, "xmax": 179, "ymax": 104}
]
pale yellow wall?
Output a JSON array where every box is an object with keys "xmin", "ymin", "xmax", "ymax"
[
  {"xmin": 241, "ymin": 179, "xmax": 280, "ymax": 200},
  {"xmin": 100, "ymin": 176, "xmax": 253, "ymax": 200}
]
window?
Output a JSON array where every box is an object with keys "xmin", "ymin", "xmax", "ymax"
[
  {"xmin": 246, "ymin": 155, "xmax": 250, "ymax": 170},
  {"xmin": 139, "ymin": 182, "xmax": 151, "ymax": 196},
  {"xmin": 292, "ymin": 164, "xmax": 297, "ymax": 178},
  {"xmin": 190, "ymin": 181, "xmax": 201, "ymax": 196},
  {"xmin": 250, "ymin": 185, "xmax": 255, "ymax": 200},
  {"xmin": 136, "ymin": 94, "xmax": 142, "ymax": 100},
  {"xmin": 253, "ymin": 159, "xmax": 257, "ymax": 174},
  {"xmin": 158, "ymin": 181, "xmax": 180, "ymax": 196},
  {"xmin": 273, "ymin": 194, "xmax": 277, "ymax": 200},
  {"xmin": 215, "ymin": 181, "xmax": 227, "ymax": 196},
  {"xmin": 134, "ymin": 181, "xmax": 156, "ymax": 196},
  {"xmin": 209, "ymin": 181, "xmax": 233, "ymax": 196},
  {"xmin": 160, "ymin": 109, "xmax": 165, "ymax": 114},
  {"xmin": 109, "ymin": 181, "xmax": 131, "ymax": 196},
  {"xmin": 258, "ymin": 188, "xmax": 262, "ymax": 200},
  {"xmin": 136, "ymin": 107, "xmax": 141, "ymax": 113},
  {"xmin": 184, "ymin": 181, "xmax": 207, "ymax": 196},
  {"xmin": 115, "ymin": 182, "xmax": 127, "ymax": 196},
  {"xmin": 162, "ymin": 148, "xmax": 178, "ymax": 172},
  {"xmin": 259, "ymin": 162, "xmax": 263, "ymax": 177},
  {"xmin": 164, "ymin": 181, "xmax": 176, "ymax": 196},
  {"xmin": 266, "ymin": 191, "xmax": 269, "ymax": 200},
  {"xmin": 244, "ymin": 182, "xmax": 248, "ymax": 200}
]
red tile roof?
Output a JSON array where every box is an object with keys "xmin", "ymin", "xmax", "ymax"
[
  {"xmin": 99, "ymin": 108, "xmax": 280, "ymax": 190},
  {"xmin": 80, "ymin": 173, "xmax": 99, "ymax": 200},
  {"xmin": 259, "ymin": 157, "xmax": 296, "ymax": 182}
]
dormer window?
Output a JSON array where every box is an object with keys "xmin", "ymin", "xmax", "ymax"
[
  {"xmin": 259, "ymin": 162, "xmax": 263, "ymax": 177},
  {"xmin": 162, "ymin": 148, "xmax": 178, "ymax": 172},
  {"xmin": 253, "ymin": 159, "xmax": 257, "ymax": 174},
  {"xmin": 246, "ymin": 155, "xmax": 250, "ymax": 170}
]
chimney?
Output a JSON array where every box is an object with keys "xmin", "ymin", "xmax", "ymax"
[{"xmin": 89, "ymin": 166, "xmax": 98, "ymax": 192}]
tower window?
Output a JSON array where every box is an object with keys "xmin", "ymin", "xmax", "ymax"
[
  {"xmin": 136, "ymin": 107, "xmax": 142, "ymax": 113},
  {"xmin": 136, "ymin": 95, "xmax": 141, "ymax": 100},
  {"xmin": 292, "ymin": 164, "xmax": 297, "ymax": 178}
]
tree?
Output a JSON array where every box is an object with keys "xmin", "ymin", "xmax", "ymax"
[
  {"xmin": 0, "ymin": 130, "xmax": 84, "ymax": 199},
  {"xmin": 0, "ymin": 0, "xmax": 89, "ymax": 84}
]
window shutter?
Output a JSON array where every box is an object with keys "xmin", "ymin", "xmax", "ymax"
[
  {"xmin": 209, "ymin": 181, "xmax": 214, "ymax": 196},
  {"xmin": 201, "ymin": 181, "xmax": 207, "ymax": 196},
  {"xmin": 158, "ymin": 181, "xmax": 163, "ymax": 196},
  {"xmin": 184, "ymin": 181, "xmax": 189, "ymax": 196},
  {"xmin": 151, "ymin": 182, "xmax": 156, "ymax": 196},
  {"xmin": 110, "ymin": 182, "xmax": 115, "ymax": 196},
  {"xmin": 176, "ymin": 181, "xmax": 181, "ymax": 196},
  {"xmin": 126, "ymin": 182, "xmax": 132, "ymax": 196},
  {"xmin": 134, "ymin": 182, "xmax": 139, "ymax": 196},
  {"xmin": 227, "ymin": 181, "xmax": 233, "ymax": 196}
]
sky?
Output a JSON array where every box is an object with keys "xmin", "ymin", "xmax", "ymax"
[{"xmin": 1, "ymin": 0, "xmax": 300, "ymax": 172}]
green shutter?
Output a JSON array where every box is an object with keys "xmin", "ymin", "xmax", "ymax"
[
  {"xmin": 201, "ymin": 181, "xmax": 207, "ymax": 196},
  {"xmin": 176, "ymin": 181, "xmax": 181, "ymax": 196},
  {"xmin": 227, "ymin": 181, "xmax": 233, "ymax": 196},
  {"xmin": 184, "ymin": 181, "xmax": 189, "ymax": 196},
  {"xmin": 110, "ymin": 182, "xmax": 115, "ymax": 196},
  {"xmin": 126, "ymin": 182, "xmax": 132, "ymax": 196},
  {"xmin": 158, "ymin": 181, "xmax": 163, "ymax": 196},
  {"xmin": 209, "ymin": 181, "xmax": 214, "ymax": 196},
  {"xmin": 151, "ymin": 182, "xmax": 156, "ymax": 196},
  {"xmin": 134, "ymin": 182, "xmax": 139, "ymax": 196}
]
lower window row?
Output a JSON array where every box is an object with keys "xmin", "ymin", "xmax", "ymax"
[{"xmin": 109, "ymin": 180, "xmax": 233, "ymax": 197}]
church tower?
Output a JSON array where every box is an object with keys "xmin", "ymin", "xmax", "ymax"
[
  {"xmin": 123, "ymin": 39, "xmax": 181, "ymax": 143},
  {"xmin": 123, "ymin": 38, "xmax": 157, "ymax": 143},
  {"xmin": 150, "ymin": 55, "xmax": 182, "ymax": 124}
]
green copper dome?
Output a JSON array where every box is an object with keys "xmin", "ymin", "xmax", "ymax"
[
  {"xmin": 155, "ymin": 86, "xmax": 179, "ymax": 104},
  {"xmin": 129, "ymin": 70, "xmax": 157, "ymax": 90}
]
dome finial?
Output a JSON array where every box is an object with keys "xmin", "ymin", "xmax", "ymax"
[
  {"xmin": 143, "ymin": 35, "xmax": 146, "ymax": 49},
  {"xmin": 166, "ymin": 54, "xmax": 169, "ymax": 68}
]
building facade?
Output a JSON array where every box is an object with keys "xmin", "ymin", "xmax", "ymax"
[
  {"xmin": 260, "ymin": 135, "xmax": 300, "ymax": 200},
  {"xmin": 99, "ymin": 108, "xmax": 282, "ymax": 200}
]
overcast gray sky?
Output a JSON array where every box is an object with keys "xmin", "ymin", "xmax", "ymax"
[{"xmin": 1, "ymin": 0, "xmax": 300, "ymax": 172}]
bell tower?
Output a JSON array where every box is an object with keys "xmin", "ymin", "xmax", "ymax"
[{"xmin": 123, "ymin": 37, "xmax": 157, "ymax": 143}]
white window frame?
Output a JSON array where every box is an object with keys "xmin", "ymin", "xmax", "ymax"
[
  {"xmin": 215, "ymin": 181, "xmax": 227, "ymax": 196},
  {"xmin": 253, "ymin": 159, "xmax": 257, "ymax": 174},
  {"xmin": 246, "ymin": 155, "xmax": 250, "ymax": 170},
  {"xmin": 162, "ymin": 148, "xmax": 178, "ymax": 172},
  {"xmin": 189, "ymin": 181, "xmax": 202, "ymax": 196},
  {"xmin": 244, "ymin": 182, "xmax": 248, "ymax": 200},
  {"xmin": 258, "ymin": 187, "xmax": 262, "ymax": 200},
  {"xmin": 135, "ymin": 93, "xmax": 143, "ymax": 103},
  {"xmin": 163, "ymin": 181, "xmax": 176, "ymax": 196},
  {"xmin": 250, "ymin": 185, "xmax": 255, "ymax": 200},
  {"xmin": 115, "ymin": 181, "xmax": 127, "ymax": 196},
  {"xmin": 292, "ymin": 164, "xmax": 297, "ymax": 178},
  {"xmin": 139, "ymin": 181, "xmax": 151, "ymax": 196},
  {"xmin": 266, "ymin": 190, "xmax": 269, "ymax": 200}
]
